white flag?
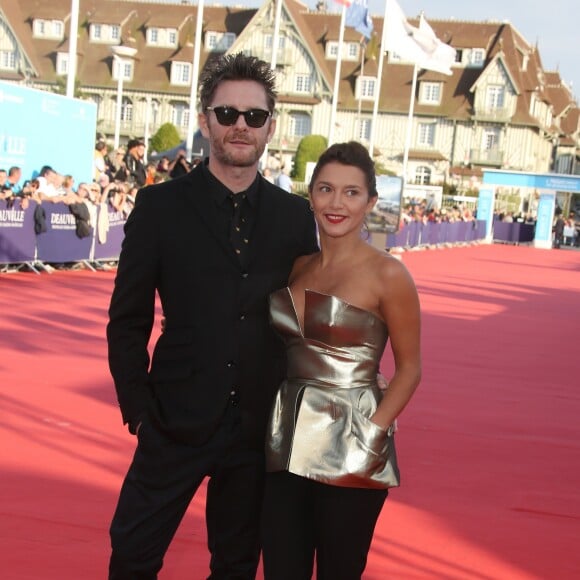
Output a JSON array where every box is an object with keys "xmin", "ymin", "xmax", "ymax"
[
  {"xmin": 382, "ymin": 0, "xmax": 437, "ymax": 63},
  {"xmin": 417, "ymin": 14, "xmax": 456, "ymax": 75}
]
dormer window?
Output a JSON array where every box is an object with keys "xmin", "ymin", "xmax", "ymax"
[
  {"xmin": 33, "ymin": 19, "xmax": 64, "ymax": 40},
  {"xmin": 56, "ymin": 53, "xmax": 69, "ymax": 75},
  {"xmin": 171, "ymin": 62, "xmax": 192, "ymax": 86},
  {"xmin": 147, "ymin": 27, "xmax": 178, "ymax": 48},
  {"xmin": 205, "ymin": 32, "xmax": 235, "ymax": 52},
  {"xmin": 113, "ymin": 58, "xmax": 134, "ymax": 82},
  {"xmin": 326, "ymin": 41, "xmax": 360, "ymax": 61},
  {"xmin": 356, "ymin": 76, "xmax": 377, "ymax": 100},
  {"xmin": 90, "ymin": 23, "xmax": 122, "ymax": 43},
  {"xmin": 468, "ymin": 49, "xmax": 485, "ymax": 67},
  {"xmin": 419, "ymin": 82, "xmax": 442, "ymax": 105}
]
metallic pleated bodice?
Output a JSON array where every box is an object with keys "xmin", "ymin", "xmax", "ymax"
[{"xmin": 265, "ymin": 287, "xmax": 400, "ymax": 489}]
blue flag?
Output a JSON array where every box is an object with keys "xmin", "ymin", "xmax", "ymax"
[{"xmin": 345, "ymin": 0, "xmax": 373, "ymax": 40}]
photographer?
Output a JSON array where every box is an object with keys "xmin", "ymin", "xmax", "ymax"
[{"xmin": 168, "ymin": 147, "xmax": 190, "ymax": 179}]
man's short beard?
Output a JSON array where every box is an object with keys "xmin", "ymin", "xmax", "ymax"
[{"xmin": 211, "ymin": 136, "xmax": 265, "ymax": 168}]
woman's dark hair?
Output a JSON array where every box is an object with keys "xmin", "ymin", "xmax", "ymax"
[
  {"xmin": 199, "ymin": 53, "xmax": 278, "ymax": 113},
  {"xmin": 309, "ymin": 141, "xmax": 377, "ymax": 198}
]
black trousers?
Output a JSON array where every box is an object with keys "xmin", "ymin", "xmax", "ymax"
[
  {"xmin": 261, "ymin": 471, "xmax": 388, "ymax": 580},
  {"xmin": 109, "ymin": 403, "xmax": 264, "ymax": 579}
]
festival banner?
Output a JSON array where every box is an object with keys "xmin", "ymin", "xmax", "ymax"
[
  {"xmin": 93, "ymin": 205, "xmax": 127, "ymax": 261},
  {"xmin": 0, "ymin": 199, "xmax": 36, "ymax": 264},
  {"xmin": 35, "ymin": 203, "xmax": 93, "ymax": 263}
]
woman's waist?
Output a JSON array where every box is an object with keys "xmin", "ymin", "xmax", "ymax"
[{"xmin": 286, "ymin": 356, "xmax": 380, "ymax": 387}]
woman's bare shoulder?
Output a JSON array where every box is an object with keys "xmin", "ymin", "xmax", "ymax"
[
  {"xmin": 289, "ymin": 252, "xmax": 319, "ymax": 283},
  {"xmin": 369, "ymin": 248, "xmax": 415, "ymax": 288}
]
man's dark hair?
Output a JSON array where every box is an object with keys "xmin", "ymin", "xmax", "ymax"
[
  {"xmin": 199, "ymin": 53, "xmax": 278, "ymax": 113},
  {"xmin": 8, "ymin": 166, "xmax": 20, "ymax": 176},
  {"xmin": 309, "ymin": 141, "xmax": 378, "ymax": 199},
  {"xmin": 39, "ymin": 165, "xmax": 54, "ymax": 177}
]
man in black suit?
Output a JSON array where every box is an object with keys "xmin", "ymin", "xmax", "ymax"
[{"xmin": 107, "ymin": 53, "xmax": 318, "ymax": 579}]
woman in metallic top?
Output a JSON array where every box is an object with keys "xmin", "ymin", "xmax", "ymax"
[{"xmin": 262, "ymin": 142, "xmax": 422, "ymax": 579}]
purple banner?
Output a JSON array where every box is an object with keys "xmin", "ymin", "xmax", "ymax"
[
  {"xmin": 93, "ymin": 204, "xmax": 126, "ymax": 261},
  {"xmin": 385, "ymin": 220, "xmax": 487, "ymax": 249},
  {"xmin": 35, "ymin": 203, "xmax": 93, "ymax": 263},
  {"xmin": 0, "ymin": 199, "xmax": 36, "ymax": 264}
]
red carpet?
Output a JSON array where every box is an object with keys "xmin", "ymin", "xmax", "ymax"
[{"xmin": 1, "ymin": 245, "xmax": 579, "ymax": 579}]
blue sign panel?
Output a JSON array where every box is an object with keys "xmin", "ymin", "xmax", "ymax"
[
  {"xmin": 477, "ymin": 187, "xmax": 495, "ymax": 239},
  {"xmin": 483, "ymin": 170, "xmax": 580, "ymax": 193},
  {"xmin": 535, "ymin": 193, "xmax": 555, "ymax": 245},
  {"xmin": 0, "ymin": 82, "xmax": 96, "ymax": 186}
]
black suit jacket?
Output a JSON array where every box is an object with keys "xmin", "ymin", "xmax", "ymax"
[{"xmin": 107, "ymin": 164, "xmax": 318, "ymax": 448}]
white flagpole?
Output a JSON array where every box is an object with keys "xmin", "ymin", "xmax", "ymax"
[
  {"xmin": 66, "ymin": 0, "xmax": 79, "ymax": 98},
  {"xmin": 402, "ymin": 63, "xmax": 418, "ymax": 185},
  {"xmin": 260, "ymin": 0, "xmax": 283, "ymax": 171},
  {"xmin": 368, "ymin": 0, "xmax": 391, "ymax": 156},
  {"xmin": 328, "ymin": 4, "xmax": 347, "ymax": 146},
  {"xmin": 186, "ymin": 0, "xmax": 204, "ymax": 159}
]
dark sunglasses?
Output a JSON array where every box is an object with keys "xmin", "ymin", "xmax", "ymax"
[{"xmin": 205, "ymin": 106, "xmax": 271, "ymax": 128}]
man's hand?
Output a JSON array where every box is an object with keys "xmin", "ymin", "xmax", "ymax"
[{"xmin": 377, "ymin": 373, "xmax": 388, "ymax": 391}]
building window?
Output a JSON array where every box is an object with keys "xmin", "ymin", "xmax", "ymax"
[
  {"xmin": 205, "ymin": 32, "xmax": 236, "ymax": 52},
  {"xmin": 486, "ymin": 85, "xmax": 505, "ymax": 109},
  {"xmin": 455, "ymin": 49, "xmax": 463, "ymax": 63},
  {"xmin": 289, "ymin": 112, "xmax": 311, "ymax": 137},
  {"xmin": 469, "ymin": 49, "xmax": 485, "ymax": 67},
  {"xmin": 56, "ymin": 53, "xmax": 69, "ymax": 76},
  {"xmin": 0, "ymin": 50, "xmax": 16, "ymax": 70},
  {"xmin": 90, "ymin": 23, "xmax": 121, "ymax": 43},
  {"xmin": 356, "ymin": 76, "xmax": 376, "ymax": 99},
  {"xmin": 326, "ymin": 41, "xmax": 339, "ymax": 58},
  {"xmin": 326, "ymin": 41, "xmax": 359, "ymax": 60},
  {"xmin": 482, "ymin": 127, "xmax": 500, "ymax": 150},
  {"xmin": 113, "ymin": 59, "xmax": 133, "ymax": 81},
  {"xmin": 357, "ymin": 118, "xmax": 371, "ymax": 141},
  {"xmin": 295, "ymin": 74, "xmax": 312, "ymax": 93},
  {"xmin": 115, "ymin": 97, "xmax": 133, "ymax": 124},
  {"xmin": 417, "ymin": 123, "xmax": 435, "ymax": 147},
  {"xmin": 347, "ymin": 43, "xmax": 359, "ymax": 59},
  {"xmin": 147, "ymin": 27, "xmax": 178, "ymax": 47},
  {"xmin": 171, "ymin": 62, "xmax": 191, "ymax": 86},
  {"xmin": 264, "ymin": 35, "xmax": 286, "ymax": 50},
  {"xmin": 171, "ymin": 101, "xmax": 190, "ymax": 128},
  {"xmin": 33, "ymin": 19, "xmax": 65, "ymax": 39},
  {"xmin": 414, "ymin": 166, "xmax": 431, "ymax": 185},
  {"xmin": 419, "ymin": 82, "xmax": 442, "ymax": 104}
]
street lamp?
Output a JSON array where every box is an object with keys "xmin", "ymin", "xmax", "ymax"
[{"xmin": 111, "ymin": 44, "xmax": 137, "ymax": 150}]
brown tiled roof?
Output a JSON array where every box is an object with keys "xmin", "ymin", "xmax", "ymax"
[
  {"xmin": 16, "ymin": 0, "xmax": 254, "ymax": 94},
  {"xmin": 5, "ymin": 0, "xmax": 578, "ymax": 149}
]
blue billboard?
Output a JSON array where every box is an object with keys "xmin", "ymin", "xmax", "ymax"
[{"xmin": 0, "ymin": 81, "xmax": 96, "ymax": 185}]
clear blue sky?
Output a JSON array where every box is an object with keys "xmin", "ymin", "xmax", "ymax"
[{"xmin": 235, "ymin": 0, "xmax": 578, "ymax": 101}]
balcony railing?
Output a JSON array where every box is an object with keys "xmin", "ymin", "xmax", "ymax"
[
  {"xmin": 472, "ymin": 107, "xmax": 512, "ymax": 122},
  {"xmin": 470, "ymin": 148, "xmax": 504, "ymax": 166}
]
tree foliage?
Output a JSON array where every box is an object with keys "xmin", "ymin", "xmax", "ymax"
[
  {"xmin": 150, "ymin": 123, "xmax": 182, "ymax": 153},
  {"xmin": 292, "ymin": 135, "xmax": 328, "ymax": 182}
]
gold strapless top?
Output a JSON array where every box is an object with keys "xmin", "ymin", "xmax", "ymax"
[{"xmin": 265, "ymin": 287, "xmax": 400, "ymax": 489}]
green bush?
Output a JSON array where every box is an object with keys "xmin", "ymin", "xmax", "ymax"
[
  {"xmin": 150, "ymin": 123, "xmax": 181, "ymax": 153},
  {"xmin": 293, "ymin": 135, "xmax": 328, "ymax": 182}
]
